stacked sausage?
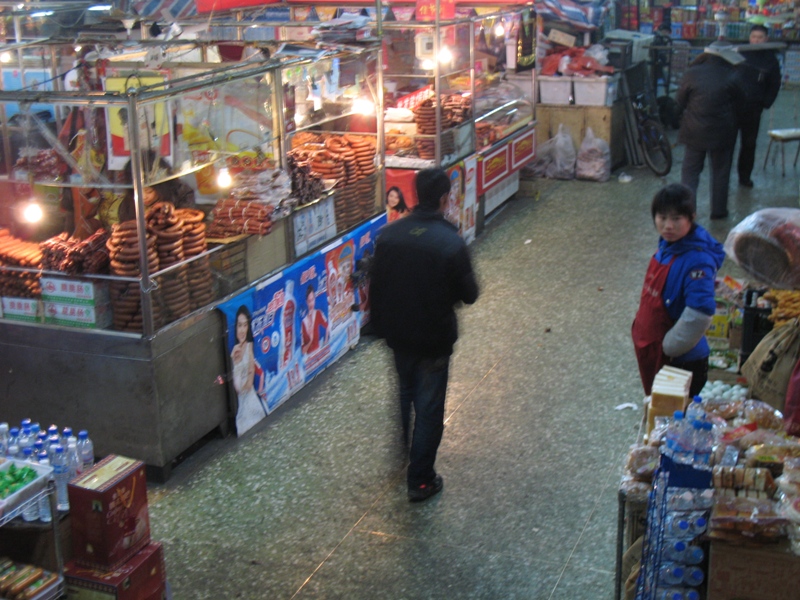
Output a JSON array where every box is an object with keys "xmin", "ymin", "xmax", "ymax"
[
  {"xmin": 147, "ymin": 202, "xmax": 192, "ymax": 324},
  {"xmin": 208, "ymin": 199, "xmax": 273, "ymax": 238},
  {"xmin": 106, "ymin": 221, "xmax": 162, "ymax": 333},
  {"xmin": 175, "ymin": 208, "xmax": 213, "ymax": 311},
  {"xmin": 414, "ymin": 96, "xmax": 464, "ymax": 159},
  {"xmin": 40, "ymin": 229, "xmax": 110, "ymax": 275},
  {"xmin": 0, "ymin": 229, "xmax": 42, "ymax": 298}
]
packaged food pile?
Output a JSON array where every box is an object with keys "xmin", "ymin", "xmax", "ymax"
[
  {"xmin": 0, "ymin": 229, "xmax": 42, "ymax": 298},
  {"xmin": 40, "ymin": 229, "xmax": 110, "ymax": 275}
]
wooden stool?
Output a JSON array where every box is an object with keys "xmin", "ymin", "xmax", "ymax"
[{"xmin": 764, "ymin": 128, "xmax": 800, "ymax": 176}]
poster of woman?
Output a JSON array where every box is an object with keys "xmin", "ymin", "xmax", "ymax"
[
  {"xmin": 386, "ymin": 186, "xmax": 409, "ymax": 222},
  {"xmin": 301, "ymin": 283, "xmax": 329, "ymax": 355},
  {"xmin": 230, "ymin": 305, "xmax": 268, "ymax": 434}
]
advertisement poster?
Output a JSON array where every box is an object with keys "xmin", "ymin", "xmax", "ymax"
[
  {"xmin": 104, "ymin": 76, "xmax": 172, "ymax": 171},
  {"xmin": 463, "ymin": 156, "xmax": 478, "ymax": 244},
  {"xmin": 2, "ymin": 69, "xmax": 55, "ymax": 118},
  {"xmin": 445, "ymin": 161, "xmax": 465, "ymax": 234},
  {"xmin": 218, "ymin": 214, "xmax": 385, "ymax": 436},
  {"xmin": 385, "ymin": 168, "xmax": 417, "ymax": 222}
]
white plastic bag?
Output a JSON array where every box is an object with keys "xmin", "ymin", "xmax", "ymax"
[
  {"xmin": 576, "ymin": 127, "xmax": 611, "ymax": 182},
  {"xmin": 584, "ymin": 44, "xmax": 610, "ymax": 66},
  {"xmin": 724, "ymin": 208, "xmax": 800, "ymax": 289},
  {"xmin": 545, "ymin": 124, "xmax": 576, "ymax": 180}
]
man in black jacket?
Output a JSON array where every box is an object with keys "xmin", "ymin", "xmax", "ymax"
[
  {"xmin": 370, "ymin": 168, "xmax": 479, "ymax": 502},
  {"xmin": 678, "ymin": 41, "xmax": 746, "ymax": 220},
  {"xmin": 735, "ymin": 24, "xmax": 782, "ymax": 188}
]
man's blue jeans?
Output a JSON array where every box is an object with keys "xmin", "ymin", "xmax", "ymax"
[{"xmin": 393, "ymin": 349, "xmax": 450, "ymax": 488}]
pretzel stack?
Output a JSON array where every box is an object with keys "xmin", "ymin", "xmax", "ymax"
[
  {"xmin": 0, "ymin": 229, "xmax": 42, "ymax": 298},
  {"xmin": 146, "ymin": 202, "xmax": 191, "ymax": 324},
  {"xmin": 414, "ymin": 97, "xmax": 455, "ymax": 160},
  {"xmin": 106, "ymin": 221, "xmax": 162, "ymax": 333},
  {"xmin": 175, "ymin": 208, "xmax": 214, "ymax": 311}
]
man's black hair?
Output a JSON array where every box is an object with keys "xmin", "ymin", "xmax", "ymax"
[
  {"xmin": 651, "ymin": 183, "xmax": 696, "ymax": 221},
  {"xmin": 415, "ymin": 168, "xmax": 451, "ymax": 211},
  {"xmin": 751, "ymin": 24, "xmax": 769, "ymax": 35}
]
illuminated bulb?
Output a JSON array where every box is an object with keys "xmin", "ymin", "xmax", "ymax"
[
  {"xmin": 438, "ymin": 46, "xmax": 453, "ymax": 64},
  {"xmin": 216, "ymin": 167, "xmax": 232, "ymax": 188},
  {"xmin": 352, "ymin": 97, "xmax": 375, "ymax": 115},
  {"xmin": 22, "ymin": 202, "xmax": 43, "ymax": 224},
  {"xmin": 74, "ymin": 45, "xmax": 82, "ymax": 53},
  {"xmin": 421, "ymin": 58, "xmax": 435, "ymax": 71},
  {"xmin": 30, "ymin": 10, "xmax": 54, "ymax": 17},
  {"xmin": 0, "ymin": 52, "xmax": 11, "ymax": 64},
  {"xmin": 494, "ymin": 23, "xmax": 505, "ymax": 37}
]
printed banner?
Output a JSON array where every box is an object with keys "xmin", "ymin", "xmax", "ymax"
[
  {"xmin": 463, "ymin": 156, "xmax": 478, "ymax": 244},
  {"xmin": 218, "ymin": 214, "xmax": 385, "ymax": 436},
  {"xmin": 104, "ymin": 76, "xmax": 172, "ymax": 171},
  {"xmin": 385, "ymin": 168, "xmax": 418, "ymax": 222},
  {"xmin": 445, "ymin": 161, "xmax": 465, "ymax": 234},
  {"xmin": 415, "ymin": 0, "xmax": 455, "ymax": 21}
]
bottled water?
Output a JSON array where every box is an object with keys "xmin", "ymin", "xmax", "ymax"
[
  {"xmin": 663, "ymin": 411, "xmax": 686, "ymax": 460},
  {"xmin": 6, "ymin": 444, "xmax": 19, "ymax": 459},
  {"xmin": 29, "ymin": 423, "xmax": 40, "ymax": 440},
  {"xmin": 61, "ymin": 427, "xmax": 73, "ymax": 447},
  {"xmin": 20, "ymin": 418, "xmax": 31, "ymax": 430},
  {"xmin": 52, "ymin": 445, "xmax": 70, "ymax": 511},
  {"xmin": 47, "ymin": 435, "xmax": 61, "ymax": 459},
  {"xmin": 17, "ymin": 426, "xmax": 33, "ymax": 456},
  {"xmin": 47, "ymin": 424, "xmax": 59, "ymax": 439},
  {"xmin": 0, "ymin": 422, "xmax": 8, "ymax": 456},
  {"xmin": 662, "ymin": 540, "xmax": 687, "ymax": 562},
  {"xmin": 685, "ymin": 395, "xmax": 705, "ymax": 421},
  {"xmin": 655, "ymin": 589, "xmax": 686, "ymax": 600},
  {"xmin": 689, "ymin": 513, "xmax": 708, "ymax": 537},
  {"xmin": 694, "ymin": 422, "xmax": 714, "ymax": 466},
  {"xmin": 685, "ymin": 589, "xmax": 700, "ymax": 600},
  {"xmin": 21, "ymin": 447, "xmax": 39, "ymax": 522},
  {"xmin": 658, "ymin": 563, "xmax": 685, "ymax": 586},
  {"xmin": 66, "ymin": 439, "xmax": 81, "ymax": 480},
  {"xmin": 33, "ymin": 440, "xmax": 44, "ymax": 456},
  {"xmin": 683, "ymin": 544, "xmax": 704, "ymax": 565},
  {"xmin": 37, "ymin": 452, "xmax": 52, "ymax": 523},
  {"xmin": 683, "ymin": 565, "xmax": 705, "ymax": 586},
  {"xmin": 664, "ymin": 513, "xmax": 692, "ymax": 539},
  {"xmin": 77, "ymin": 430, "xmax": 94, "ymax": 472},
  {"xmin": 8, "ymin": 427, "xmax": 19, "ymax": 449}
]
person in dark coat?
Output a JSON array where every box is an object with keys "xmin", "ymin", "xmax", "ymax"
[
  {"xmin": 369, "ymin": 168, "xmax": 479, "ymax": 503},
  {"xmin": 677, "ymin": 41, "xmax": 746, "ymax": 220},
  {"xmin": 735, "ymin": 24, "xmax": 782, "ymax": 188},
  {"xmin": 117, "ymin": 151, "xmax": 196, "ymax": 223}
]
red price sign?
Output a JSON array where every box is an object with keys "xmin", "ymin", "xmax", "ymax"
[{"xmin": 415, "ymin": 0, "xmax": 454, "ymax": 21}]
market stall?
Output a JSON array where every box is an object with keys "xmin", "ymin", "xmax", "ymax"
[{"xmin": 0, "ymin": 32, "xmax": 383, "ymax": 477}]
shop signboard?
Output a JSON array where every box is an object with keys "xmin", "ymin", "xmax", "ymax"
[
  {"xmin": 511, "ymin": 128, "xmax": 536, "ymax": 169},
  {"xmin": 218, "ymin": 214, "xmax": 385, "ymax": 435},
  {"xmin": 415, "ymin": 0, "xmax": 455, "ymax": 20},
  {"xmin": 478, "ymin": 144, "xmax": 510, "ymax": 193},
  {"xmin": 293, "ymin": 195, "xmax": 337, "ymax": 257}
]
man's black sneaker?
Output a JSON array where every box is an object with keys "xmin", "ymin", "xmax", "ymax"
[
  {"xmin": 408, "ymin": 475, "xmax": 443, "ymax": 502},
  {"xmin": 740, "ymin": 179, "xmax": 754, "ymax": 188}
]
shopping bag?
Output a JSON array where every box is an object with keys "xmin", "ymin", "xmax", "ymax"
[
  {"xmin": 576, "ymin": 127, "xmax": 611, "ymax": 182},
  {"xmin": 741, "ymin": 318, "xmax": 800, "ymax": 411},
  {"xmin": 784, "ymin": 356, "xmax": 800, "ymax": 436}
]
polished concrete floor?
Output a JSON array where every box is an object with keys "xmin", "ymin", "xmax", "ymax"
[{"xmin": 147, "ymin": 89, "xmax": 800, "ymax": 600}]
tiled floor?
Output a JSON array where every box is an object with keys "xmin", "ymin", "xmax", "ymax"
[{"xmin": 147, "ymin": 89, "xmax": 800, "ymax": 599}]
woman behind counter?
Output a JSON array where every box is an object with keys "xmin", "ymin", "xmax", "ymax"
[{"xmin": 116, "ymin": 151, "xmax": 197, "ymax": 224}]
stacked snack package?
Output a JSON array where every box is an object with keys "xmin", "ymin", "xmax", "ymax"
[{"xmin": 0, "ymin": 229, "xmax": 42, "ymax": 298}]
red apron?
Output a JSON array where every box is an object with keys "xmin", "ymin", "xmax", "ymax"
[{"xmin": 632, "ymin": 256, "xmax": 676, "ymax": 395}]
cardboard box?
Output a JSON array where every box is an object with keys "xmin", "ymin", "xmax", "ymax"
[
  {"xmin": 44, "ymin": 301, "xmax": 113, "ymax": 329},
  {"xmin": 68, "ymin": 456, "xmax": 150, "ymax": 570},
  {"xmin": 1, "ymin": 297, "xmax": 40, "ymax": 322},
  {"xmin": 707, "ymin": 539, "xmax": 800, "ymax": 600},
  {"xmin": 547, "ymin": 28, "xmax": 577, "ymax": 47},
  {"xmin": 40, "ymin": 277, "xmax": 110, "ymax": 306},
  {"xmin": 65, "ymin": 542, "xmax": 166, "ymax": 600}
]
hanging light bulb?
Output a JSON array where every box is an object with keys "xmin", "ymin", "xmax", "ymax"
[
  {"xmin": 21, "ymin": 201, "xmax": 43, "ymax": 224},
  {"xmin": 352, "ymin": 97, "xmax": 375, "ymax": 115},
  {"xmin": 438, "ymin": 46, "xmax": 453, "ymax": 64},
  {"xmin": 494, "ymin": 21, "xmax": 505, "ymax": 37},
  {"xmin": 216, "ymin": 167, "xmax": 232, "ymax": 188},
  {"xmin": 0, "ymin": 52, "xmax": 11, "ymax": 63},
  {"xmin": 421, "ymin": 58, "xmax": 435, "ymax": 71}
]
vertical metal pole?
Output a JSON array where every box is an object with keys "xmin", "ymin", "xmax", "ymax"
[
  {"xmin": 434, "ymin": 0, "xmax": 441, "ymax": 166},
  {"xmin": 274, "ymin": 67, "xmax": 295, "ymax": 262},
  {"xmin": 375, "ymin": 0, "xmax": 385, "ymax": 211},
  {"xmin": 470, "ymin": 19, "xmax": 476, "ymax": 153},
  {"xmin": 128, "ymin": 93, "xmax": 155, "ymax": 337}
]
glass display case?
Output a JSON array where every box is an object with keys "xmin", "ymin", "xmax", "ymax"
[{"xmin": 474, "ymin": 77, "xmax": 534, "ymax": 150}]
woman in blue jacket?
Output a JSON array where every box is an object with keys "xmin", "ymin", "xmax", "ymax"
[{"xmin": 632, "ymin": 184, "xmax": 726, "ymax": 397}]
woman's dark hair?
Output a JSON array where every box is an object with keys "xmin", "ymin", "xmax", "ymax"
[
  {"xmin": 751, "ymin": 24, "xmax": 769, "ymax": 35},
  {"xmin": 386, "ymin": 186, "xmax": 408, "ymax": 213},
  {"xmin": 235, "ymin": 305, "xmax": 254, "ymax": 343},
  {"xmin": 306, "ymin": 284, "xmax": 315, "ymax": 300},
  {"xmin": 651, "ymin": 183, "xmax": 696, "ymax": 221},
  {"xmin": 415, "ymin": 168, "xmax": 451, "ymax": 210}
]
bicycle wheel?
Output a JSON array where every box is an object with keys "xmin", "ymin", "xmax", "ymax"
[{"xmin": 640, "ymin": 118, "xmax": 673, "ymax": 176}]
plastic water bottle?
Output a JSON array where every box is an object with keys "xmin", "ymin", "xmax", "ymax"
[
  {"xmin": 695, "ymin": 422, "xmax": 714, "ymax": 466},
  {"xmin": 0, "ymin": 423, "xmax": 8, "ymax": 456},
  {"xmin": 683, "ymin": 544, "xmax": 704, "ymax": 565},
  {"xmin": 52, "ymin": 445, "xmax": 70, "ymax": 511},
  {"xmin": 663, "ymin": 411, "xmax": 686, "ymax": 460},
  {"xmin": 654, "ymin": 589, "xmax": 685, "ymax": 600},
  {"xmin": 21, "ymin": 447, "xmax": 39, "ymax": 522},
  {"xmin": 61, "ymin": 427, "xmax": 73, "ymax": 447},
  {"xmin": 37, "ymin": 452, "xmax": 52, "ymax": 523},
  {"xmin": 6, "ymin": 444, "xmax": 19, "ymax": 460},
  {"xmin": 47, "ymin": 424, "xmax": 58, "ymax": 438},
  {"xmin": 66, "ymin": 438, "xmax": 81, "ymax": 480},
  {"xmin": 17, "ymin": 426, "xmax": 33, "ymax": 456},
  {"xmin": 662, "ymin": 540, "xmax": 688, "ymax": 562},
  {"xmin": 689, "ymin": 513, "xmax": 708, "ymax": 537},
  {"xmin": 29, "ymin": 423, "xmax": 40, "ymax": 440},
  {"xmin": 684, "ymin": 589, "xmax": 700, "ymax": 600},
  {"xmin": 683, "ymin": 565, "xmax": 705, "ymax": 586},
  {"xmin": 47, "ymin": 435, "xmax": 60, "ymax": 459},
  {"xmin": 77, "ymin": 430, "xmax": 94, "ymax": 472},
  {"xmin": 685, "ymin": 395, "xmax": 705, "ymax": 421},
  {"xmin": 8, "ymin": 427, "xmax": 19, "ymax": 450},
  {"xmin": 659, "ymin": 563, "xmax": 685, "ymax": 586},
  {"xmin": 664, "ymin": 513, "xmax": 693, "ymax": 539},
  {"xmin": 20, "ymin": 418, "xmax": 31, "ymax": 430}
]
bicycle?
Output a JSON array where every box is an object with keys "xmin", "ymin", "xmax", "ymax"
[{"xmin": 631, "ymin": 92, "xmax": 673, "ymax": 176}]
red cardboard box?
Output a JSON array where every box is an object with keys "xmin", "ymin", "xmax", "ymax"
[
  {"xmin": 65, "ymin": 541, "xmax": 166, "ymax": 600},
  {"xmin": 68, "ymin": 455, "xmax": 151, "ymax": 570},
  {"xmin": 707, "ymin": 539, "xmax": 800, "ymax": 599}
]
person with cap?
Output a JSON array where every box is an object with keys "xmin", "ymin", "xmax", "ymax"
[
  {"xmin": 369, "ymin": 167, "xmax": 479, "ymax": 502},
  {"xmin": 677, "ymin": 40, "xmax": 746, "ymax": 220},
  {"xmin": 735, "ymin": 24, "xmax": 782, "ymax": 188}
]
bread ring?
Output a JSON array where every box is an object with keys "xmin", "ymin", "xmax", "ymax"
[
  {"xmin": 175, "ymin": 208, "xmax": 205, "ymax": 224},
  {"xmin": 156, "ymin": 230, "xmax": 183, "ymax": 243},
  {"xmin": 325, "ymin": 137, "xmax": 347, "ymax": 153},
  {"xmin": 157, "ymin": 239, "xmax": 183, "ymax": 252}
]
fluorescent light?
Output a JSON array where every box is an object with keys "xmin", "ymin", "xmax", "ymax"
[
  {"xmin": 88, "ymin": 4, "xmax": 112, "ymax": 10},
  {"xmin": 30, "ymin": 10, "xmax": 54, "ymax": 18}
]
